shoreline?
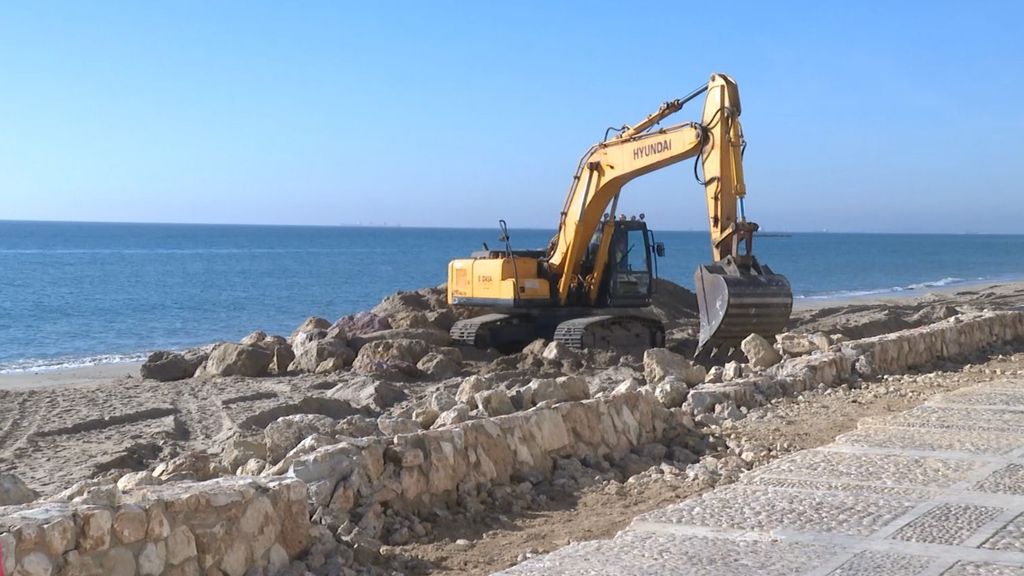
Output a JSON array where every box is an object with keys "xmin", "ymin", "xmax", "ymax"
[{"xmin": 3, "ymin": 278, "xmax": 1023, "ymax": 391}]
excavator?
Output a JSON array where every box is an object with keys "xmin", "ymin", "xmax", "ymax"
[{"xmin": 446, "ymin": 73, "xmax": 792, "ymax": 358}]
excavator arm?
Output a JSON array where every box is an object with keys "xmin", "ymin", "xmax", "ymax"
[
  {"xmin": 545, "ymin": 73, "xmax": 792, "ymax": 355},
  {"xmin": 547, "ymin": 73, "xmax": 746, "ymax": 304}
]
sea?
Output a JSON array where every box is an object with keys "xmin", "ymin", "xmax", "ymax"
[{"xmin": 2, "ymin": 220, "xmax": 1023, "ymax": 373}]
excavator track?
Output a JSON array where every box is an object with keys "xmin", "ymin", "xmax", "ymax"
[
  {"xmin": 449, "ymin": 313, "xmax": 537, "ymax": 352},
  {"xmin": 553, "ymin": 315, "xmax": 665, "ymax": 351}
]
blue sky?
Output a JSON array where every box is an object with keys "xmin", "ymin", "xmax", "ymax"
[{"xmin": 1, "ymin": 2, "xmax": 1021, "ymax": 233}]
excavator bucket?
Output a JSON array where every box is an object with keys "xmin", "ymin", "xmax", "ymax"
[{"xmin": 694, "ymin": 258, "xmax": 793, "ymax": 357}]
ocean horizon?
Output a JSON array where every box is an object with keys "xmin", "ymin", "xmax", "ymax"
[{"xmin": 2, "ymin": 220, "xmax": 1023, "ymax": 373}]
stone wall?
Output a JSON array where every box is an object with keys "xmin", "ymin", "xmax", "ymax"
[
  {"xmin": 282, "ymin": 389, "xmax": 694, "ymax": 536},
  {"xmin": 842, "ymin": 311, "xmax": 1024, "ymax": 377},
  {"xmin": 0, "ymin": 476, "xmax": 310, "ymax": 576}
]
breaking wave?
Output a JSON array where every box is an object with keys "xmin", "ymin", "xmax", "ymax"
[
  {"xmin": 797, "ymin": 276, "xmax": 970, "ymax": 300},
  {"xmin": 0, "ymin": 352, "xmax": 150, "ymax": 374}
]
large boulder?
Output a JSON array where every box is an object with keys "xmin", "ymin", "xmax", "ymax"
[
  {"xmin": 416, "ymin": 352, "xmax": 460, "ymax": 379},
  {"xmin": 475, "ymin": 389, "xmax": 515, "ymax": 417},
  {"xmin": 774, "ymin": 332, "xmax": 819, "ymax": 357},
  {"xmin": 291, "ymin": 338, "xmax": 354, "ymax": 373},
  {"xmin": 643, "ymin": 348, "xmax": 706, "ymax": 386},
  {"xmin": 290, "ymin": 317, "xmax": 332, "ymax": 342},
  {"xmin": 456, "ymin": 375, "xmax": 492, "ymax": 408},
  {"xmin": 333, "ymin": 312, "xmax": 392, "ymax": 337},
  {"xmin": 525, "ymin": 376, "xmax": 590, "ymax": 406},
  {"xmin": 264, "ymin": 414, "xmax": 338, "ymax": 464},
  {"xmin": 741, "ymin": 334, "xmax": 782, "ymax": 368},
  {"xmin": 0, "ymin": 472, "xmax": 38, "ymax": 506},
  {"xmin": 351, "ymin": 329, "xmax": 451, "ymax": 350},
  {"xmin": 194, "ymin": 343, "xmax": 273, "ymax": 378},
  {"xmin": 652, "ymin": 376, "xmax": 689, "ymax": 408},
  {"xmin": 241, "ymin": 333, "xmax": 295, "ymax": 375},
  {"xmin": 141, "ymin": 351, "xmax": 197, "ymax": 382},
  {"xmin": 328, "ymin": 378, "xmax": 407, "ymax": 412},
  {"xmin": 351, "ymin": 338, "xmax": 431, "ymax": 377}
]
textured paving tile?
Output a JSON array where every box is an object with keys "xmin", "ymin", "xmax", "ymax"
[
  {"xmin": 977, "ymin": 465, "xmax": 1024, "ymax": 496},
  {"xmin": 826, "ymin": 550, "xmax": 931, "ymax": 576},
  {"xmin": 495, "ymin": 531, "xmax": 836, "ymax": 576},
  {"xmin": 836, "ymin": 426, "xmax": 1024, "ymax": 456},
  {"xmin": 863, "ymin": 406, "xmax": 1024, "ymax": 434},
  {"xmin": 983, "ymin": 513, "xmax": 1024, "ymax": 552},
  {"xmin": 747, "ymin": 449, "xmax": 982, "ymax": 488},
  {"xmin": 942, "ymin": 561, "xmax": 1024, "ymax": 575},
  {"xmin": 890, "ymin": 503, "xmax": 1003, "ymax": 545},
  {"xmin": 638, "ymin": 485, "xmax": 919, "ymax": 537},
  {"xmin": 934, "ymin": 389, "xmax": 1024, "ymax": 408},
  {"xmin": 500, "ymin": 380, "xmax": 1024, "ymax": 576}
]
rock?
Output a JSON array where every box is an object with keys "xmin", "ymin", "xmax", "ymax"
[
  {"xmin": 377, "ymin": 417, "xmax": 422, "ymax": 436},
  {"xmin": 194, "ymin": 343, "xmax": 273, "ymax": 378},
  {"xmin": 775, "ymin": 332, "xmax": 818, "ymax": 356},
  {"xmin": 351, "ymin": 338, "xmax": 431, "ymax": 377},
  {"xmin": 524, "ymin": 373, "xmax": 589, "ymax": 403},
  {"xmin": 116, "ymin": 471, "xmax": 162, "ymax": 492},
  {"xmin": 71, "ymin": 484, "xmax": 121, "ymax": 507},
  {"xmin": 416, "ymin": 352, "xmax": 460, "ymax": 379},
  {"xmin": 138, "ymin": 542, "xmax": 167, "ymax": 575},
  {"xmin": 18, "ymin": 552, "xmax": 52, "ymax": 576},
  {"xmin": 456, "ymin": 375, "xmax": 492, "ymax": 408},
  {"xmin": 643, "ymin": 348, "xmax": 706, "ymax": 385},
  {"xmin": 652, "ymin": 376, "xmax": 688, "ymax": 408},
  {"xmin": 431, "ymin": 404, "xmax": 472, "ymax": 429},
  {"xmin": 166, "ymin": 526, "xmax": 198, "ymax": 565},
  {"xmin": 413, "ymin": 407, "xmax": 440, "ymax": 428},
  {"xmin": 688, "ymin": 388, "xmax": 724, "ymax": 415},
  {"xmin": 290, "ymin": 316, "xmax": 332, "ymax": 342},
  {"xmin": 153, "ymin": 451, "xmax": 229, "ymax": 481},
  {"xmin": 78, "ymin": 507, "xmax": 113, "ymax": 552},
  {"xmin": 0, "ymin": 472, "xmax": 38, "ymax": 506},
  {"xmin": 715, "ymin": 401, "xmax": 745, "ymax": 421},
  {"xmin": 351, "ymin": 328, "xmax": 451, "ymax": 350},
  {"xmin": 291, "ymin": 338, "xmax": 354, "ymax": 373},
  {"xmin": 474, "ymin": 389, "xmax": 515, "ymax": 416},
  {"xmin": 140, "ymin": 351, "xmax": 199, "ymax": 382},
  {"xmin": 723, "ymin": 361, "xmax": 744, "ymax": 380},
  {"xmin": 705, "ymin": 366, "xmax": 724, "ymax": 383},
  {"xmin": 240, "ymin": 330, "xmax": 268, "ymax": 346},
  {"xmin": 430, "ymin": 390, "xmax": 458, "ymax": 413},
  {"xmin": 740, "ymin": 334, "xmax": 782, "ymax": 368},
  {"xmin": 268, "ymin": 343, "xmax": 296, "ymax": 375},
  {"xmin": 222, "ymin": 436, "xmax": 269, "ymax": 470},
  {"xmin": 541, "ymin": 341, "xmax": 581, "ymax": 363},
  {"xmin": 264, "ymin": 414, "xmax": 338, "ymax": 464},
  {"xmin": 333, "ymin": 312, "xmax": 392, "ymax": 337},
  {"xmin": 521, "ymin": 339, "xmax": 548, "ymax": 356},
  {"xmin": 315, "ymin": 355, "xmax": 351, "ymax": 374},
  {"xmin": 113, "ymin": 505, "xmax": 148, "ymax": 544},
  {"xmin": 335, "ymin": 415, "xmax": 381, "ymax": 438},
  {"xmin": 237, "ymin": 458, "xmax": 267, "ymax": 476},
  {"xmin": 328, "ymin": 378, "xmax": 407, "ymax": 411},
  {"xmin": 811, "ymin": 332, "xmax": 832, "ymax": 352}
]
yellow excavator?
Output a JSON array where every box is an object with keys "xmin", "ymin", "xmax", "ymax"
[{"xmin": 446, "ymin": 73, "xmax": 792, "ymax": 357}]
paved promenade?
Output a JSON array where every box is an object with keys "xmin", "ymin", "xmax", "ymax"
[{"xmin": 499, "ymin": 379, "xmax": 1024, "ymax": 575}]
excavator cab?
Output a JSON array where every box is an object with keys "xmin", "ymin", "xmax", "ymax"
[{"xmin": 602, "ymin": 219, "xmax": 657, "ymax": 307}]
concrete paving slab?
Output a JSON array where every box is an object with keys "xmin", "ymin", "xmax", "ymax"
[{"xmin": 495, "ymin": 379, "xmax": 1024, "ymax": 575}]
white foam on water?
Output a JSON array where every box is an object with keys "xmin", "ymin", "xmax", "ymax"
[
  {"xmin": 797, "ymin": 276, "xmax": 970, "ymax": 300},
  {"xmin": 0, "ymin": 352, "xmax": 150, "ymax": 374}
]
